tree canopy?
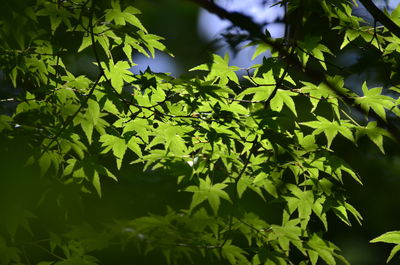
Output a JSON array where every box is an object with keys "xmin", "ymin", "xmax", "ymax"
[{"xmin": 1, "ymin": 0, "xmax": 400, "ymax": 264}]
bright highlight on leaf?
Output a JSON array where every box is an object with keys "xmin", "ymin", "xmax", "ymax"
[
  {"xmin": 371, "ymin": 231, "xmax": 400, "ymax": 262},
  {"xmin": 190, "ymin": 53, "xmax": 240, "ymax": 85},
  {"xmin": 355, "ymin": 83, "xmax": 395, "ymax": 121},
  {"xmin": 301, "ymin": 117, "xmax": 355, "ymax": 148},
  {"xmin": 186, "ymin": 177, "xmax": 231, "ymax": 215}
]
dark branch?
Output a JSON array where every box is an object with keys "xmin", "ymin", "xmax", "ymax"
[
  {"xmin": 187, "ymin": 0, "xmax": 400, "ymax": 142},
  {"xmin": 359, "ymin": 0, "xmax": 400, "ymax": 39},
  {"xmin": 188, "ymin": 0, "xmax": 266, "ymax": 40}
]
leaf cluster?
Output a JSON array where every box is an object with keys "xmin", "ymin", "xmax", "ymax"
[{"xmin": 0, "ymin": 0, "xmax": 400, "ymax": 264}]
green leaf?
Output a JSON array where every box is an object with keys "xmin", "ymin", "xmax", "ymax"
[
  {"xmin": 100, "ymin": 134, "xmax": 127, "ymax": 169},
  {"xmin": 285, "ymin": 185, "xmax": 314, "ymax": 229},
  {"xmin": 237, "ymin": 86, "xmax": 274, "ymax": 101},
  {"xmin": 0, "ymin": 236, "xmax": 21, "ymax": 264},
  {"xmin": 125, "ymin": 35, "xmax": 149, "ymax": 57},
  {"xmin": 102, "ymin": 60, "xmax": 134, "ymax": 93},
  {"xmin": 190, "ymin": 53, "xmax": 240, "ymax": 85},
  {"xmin": 122, "ymin": 119, "xmax": 150, "ymax": 143},
  {"xmin": 387, "ymin": 244, "xmax": 400, "ymax": 263},
  {"xmin": 299, "ymin": 79, "xmax": 343, "ymax": 117},
  {"xmin": 340, "ymin": 29, "xmax": 359, "ymax": 49},
  {"xmin": 78, "ymin": 35, "xmax": 91, "ymax": 53},
  {"xmin": 345, "ymin": 202, "xmax": 363, "ymax": 226},
  {"xmin": 237, "ymin": 176, "xmax": 250, "ymax": 198},
  {"xmin": 0, "ymin": 115, "xmax": 12, "ymax": 132},
  {"xmin": 80, "ymin": 99, "xmax": 101, "ymax": 144},
  {"xmin": 9, "ymin": 67, "xmax": 18, "ymax": 87},
  {"xmin": 270, "ymin": 89, "xmax": 298, "ymax": 116},
  {"xmin": 2, "ymin": 2, "xmax": 397, "ymax": 265},
  {"xmin": 81, "ymin": 120, "xmax": 94, "ymax": 145},
  {"xmin": 306, "ymin": 234, "xmax": 337, "ymax": 265},
  {"xmin": 332, "ymin": 204, "xmax": 351, "ymax": 226},
  {"xmin": 123, "ymin": 12, "xmax": 146, "ymax": 32},
  {"xmin": 186, "ymin": 177, "xmax": 231, "ymax": 214},
  {"xmin": 4, "ymin": 207, "xmax": 35, "ymax": 238},
  {"xmin": 355, "ymin": 83, "xmax": 395, "ymax": 121},
  {"xmin": 39, "ymin": 152, "xmax": 52, "ymax": 175},
  {"xmin": 64, "ymin": 157, "xmax": 117, "ymax": 196},
  {"xmin": 138, "ymin": 32, "xmax": 171, "ymax": 57},
  {"xmin": 356, "ymin": 121, "xmax": 392, "ymax": 154},
  {"xmin": 105, "ymin": 1, "xmax": 125, "ymax": 25},
  {"xmin": 371, "ymin": 231, "xmax": 400, "ymax": 244},
  {"xmin": 221, "ymin": 241, "xmax": 248, "ymax": 265},
  {"xmin": 105, "ymin": 1, "xmax": 146, "ymax": 31},
  {"xmin": 249, "ymin": 41, "xmax": 272, "ymax": 60},
  {"xmin": 301, "ymin": 117, "xmax": 354, "ymax": 148},
  {"xmin": 127, "ymin": 137, "xmax": 143, "ymax": 157},
  {"xmin": 92, "ymin": 174, "xmax": 102, "ymax": 197}
]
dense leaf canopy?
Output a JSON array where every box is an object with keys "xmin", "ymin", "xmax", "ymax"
[{"xmin": 1, "ymin": 0, "xmax": 400, "ymax": 264}]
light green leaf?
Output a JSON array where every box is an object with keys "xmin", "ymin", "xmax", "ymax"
[
  {"xmin": 92, "ymin": 173, "xmax": 101, "ymax": 197},
  {"xmin": 301, "ymin": 117, "xmax": 354, "ymax": 147},
  {"xmin": 78, "ymin": 35, "xmax": 91, "ymax": 52},
  {"xmin": 100, "ymin": 135, "xmax": 128, "ymax": 169},
  {"xmin": 237, "ymin": 176, "xmax": 251, "ymax": 198},
  {"xmin": 270, "ymin": 89, "xmax": 298, "ymax": 116},
  {"xmin": 81, "ymin": 120, "xmax": 94, "ymax": 145},
  {"xmin": 340, "ymin": 29, "xmax": 359, "ymax": 49},
  {"xmin": 123, "ymin": 12, "xmax": 146, "ymax": 32},
  {"xmin": 306, "ymin": 234, "xmax": 337, "ymax": 265},
  {"xmin": 221, "ymin": 241, "xmax": 248, "ymax": 265},
  {"xmin": 39, "ymin": 152, "xmax": 52, "ymax": 175},
  {"xmin": 356, "ymin": 121, "xmax": 392, "ymax": 154},
  {"xmin": 332, "ymin": 205, "xmax": 351, "ymax": 226},
  {"xmin": 345, "ymin": 202, "xmax": 363, "ymax": 225},
  {"xmin": 250, "ymin": 41, "xmax": 271, "ymax": 60},
  {"xmin": 127, "ymin": 137, "xmax": 142, "ymax": 157},
  {"xmin": 186, "ymin": 177, "xmax": 231, "ymax": 214},
  {"xmin": 371, "ymin": 231, "xmax": 400, "ymax": 244},
  {"xmin": 237, "ymin": 86, "xmax": 274, "ymax": 101},
  {"xmin": 102, "ymin": 60, "xmax": 134, "ymax": 93},
  {"xmin": 190, "ymin": 53, "xmax": 240, "ymax": 85},
  {"xmin": 387, "ymin": 244, "xmax": 400, "ymax": 263},
  {"xmin": 355, "ymin": 83, "xmax": 395, "ymax": 121}
]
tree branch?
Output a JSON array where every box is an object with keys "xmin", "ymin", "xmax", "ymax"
[
  {"xmin": 187, "ymin": 0, "xmax": 400, "ymax": 142},
  {"xmin": 359, "ymin": 0, "xmax": 400, "ymax": 39},
  {"xmin": 188, "ymin": 0, "xmax": 266, "ymax": 39}
]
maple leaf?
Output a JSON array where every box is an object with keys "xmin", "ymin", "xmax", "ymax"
[
  {"xmin": 186, "ymin": 177, "xmax": 231, "ymax": 215},
  {"xmin": 355, "ymin": 82, "xmax": 395, "ymax": 121},
  {"xmin": 301, "ymin": 117, "xmax": 354, "ymax": 148}
]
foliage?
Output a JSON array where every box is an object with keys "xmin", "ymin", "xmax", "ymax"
[
  {"xmin": 371, "ymin": 231, "xmax": 400, "ymax": 263},
  {"xmin": 0, "ymin": 0, "xmax": 400, "ymax": 264}
]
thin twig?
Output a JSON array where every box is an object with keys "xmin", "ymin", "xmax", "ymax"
[{"xmin": 187, "ymin": 0, "xmax": 400, "ymax": 142}]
